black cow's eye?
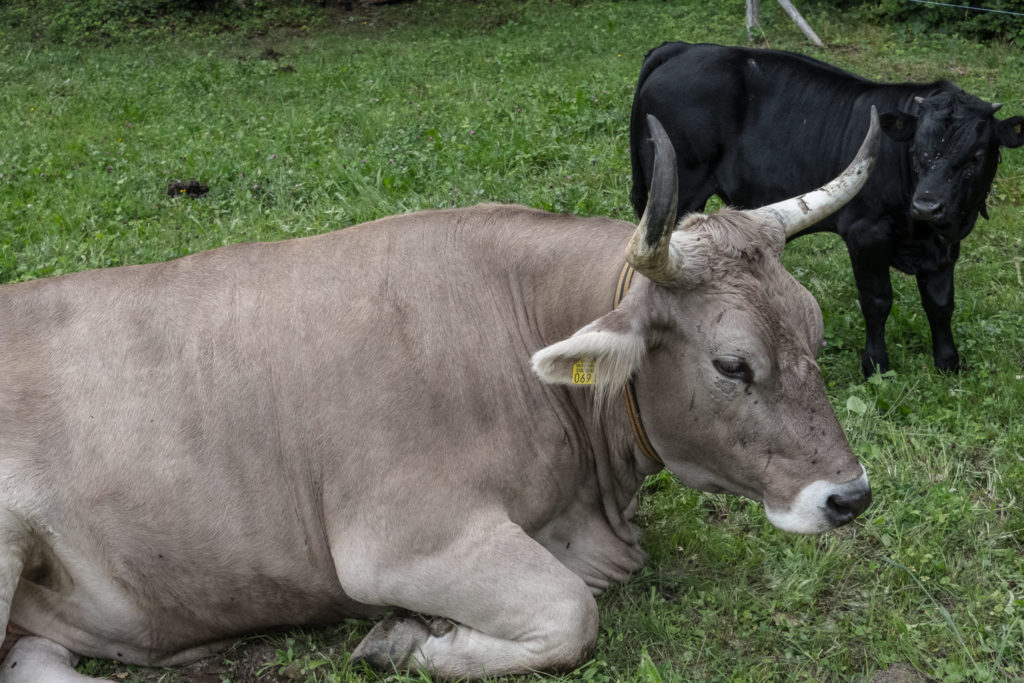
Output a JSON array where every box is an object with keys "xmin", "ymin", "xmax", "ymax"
[{"xmin": 713, "ymin": 358, "xmax": 754, "ymax": 384}]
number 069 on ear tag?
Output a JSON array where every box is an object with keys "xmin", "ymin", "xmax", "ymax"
[{"xmin": 571, "ymin": 358, "xmax": 596, "ymax": 385}]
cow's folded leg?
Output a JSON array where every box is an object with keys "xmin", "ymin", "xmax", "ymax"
[
  {"xmin": 0, "ymin": 517, "xmax": 92, "ymax": 682},
  {"xmin": 0, "ymin": 636, "xmax": 93, "ymax": 682},
  {"xmin": 339, "ymin": 518, "xmax": 598, "ymax": 678},
  {"xmin": 0, "ymin": 511, "xmax": 29, "ymax": 654}
]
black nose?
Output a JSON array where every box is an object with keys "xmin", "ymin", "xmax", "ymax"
[
  {"xmin": 825, "ymin": 488, "xmax": 872, "ymax": 526},
  {"xmin": 911, "ymin": 196, "xmax": 944, "ymax": 222}
]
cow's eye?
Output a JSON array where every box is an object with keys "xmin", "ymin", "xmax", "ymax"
[{"xmin": 713, "ymin": 357, "xmax": 754, "ymax": 384}]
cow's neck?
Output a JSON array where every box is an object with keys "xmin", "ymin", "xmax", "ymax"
[
  {"xmin": 520, "ymin": 225, "xmax": 659, "ymax": 540},
  {"xmin": 593, "ymin": 389, "xmax": 658, "ymax": 546},
  {"xmin": 613, "ymin": 264, "xmax": 663, "ymax": 468},
  {"xmin": 577, "ymin": 264, "xmax": 663, "ymax": 543}
]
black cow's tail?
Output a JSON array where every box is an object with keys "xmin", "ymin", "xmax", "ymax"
[{"xmin": 629, "ymin": 42, "xmax": 688, "ymax": 219}]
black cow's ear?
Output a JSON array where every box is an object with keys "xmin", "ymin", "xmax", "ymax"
[
  {"xmin": 880, "ymin": 112, "xmax": 917, "ymax": 141},
  {"xmin": 996, "ymin": 116, "xmax": 1024, "ymax": 148}
]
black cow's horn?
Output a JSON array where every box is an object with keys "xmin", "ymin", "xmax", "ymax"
[
  {"xmin": 626, "ymin": 115, "xmax": 681, "ymax": 284},
  {"xmin": 746, "ymin": 107, "xmax": 881, "ymax": 239}
]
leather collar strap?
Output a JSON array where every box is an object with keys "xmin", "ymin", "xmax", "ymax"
[{"xmin": 613, "ymin": 264, "xmax": 663, "ymax": 466}]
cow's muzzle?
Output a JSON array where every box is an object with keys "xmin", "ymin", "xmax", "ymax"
[
  {"xmin": 824, "ymin": 485, "xmax": 873, "ymax": 527},
  {"xmin": 910, "ymin": 194, "xmax": 945, "ymax": 222},
  {"xmin": 764, "ymin": 468, "xmax": 872, "ymax": 534}
]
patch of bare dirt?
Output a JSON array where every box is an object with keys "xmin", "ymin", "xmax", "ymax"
[
  {"xmin": 868, "ymin": 662, "xmax": 927, "ymax": 683},
  {"xmin": 166, "ymin": 179, "xmax": 209, "ymax": 199},
  {"xmin": 101, "ymin": 640, "xmax": 283, "ymax": 682}
]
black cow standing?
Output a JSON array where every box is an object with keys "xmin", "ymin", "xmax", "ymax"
[{"xmin": 630, "ymin": 42, "xmax": 1024, "ymax": 377}]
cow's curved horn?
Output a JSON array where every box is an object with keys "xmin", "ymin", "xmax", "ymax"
[
  {"xmin": 748, "ymin": 106, "xmax": 881, "ymax": 239},
  {"xmin": 625, "ymin": 115, "xmax": 681, "ymax": 285},
  {"xmin": 991, "ymin": 101, "xmax": 1003, "ymax": 113}
]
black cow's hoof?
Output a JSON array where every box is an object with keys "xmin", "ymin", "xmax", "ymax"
[
  {"xmin": 934, "ymin": 350, "xmax": 961, "ymax": 374},
  {"xmin": 861, "ymin": 353, "xmax": 890, "ymax": 378}
]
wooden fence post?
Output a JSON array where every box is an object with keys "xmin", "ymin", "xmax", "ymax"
[
  {"xmin": 746, "ymin": 0, "xmax": 761, "ymax": 42},
  {"xmin": 746, "ymin": 0, "xmax": 825, "ymax": 48}
]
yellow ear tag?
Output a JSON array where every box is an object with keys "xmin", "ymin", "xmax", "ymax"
[{"xmin": 571, "ymin": 358, "xmax": 596, "ymax": 385}]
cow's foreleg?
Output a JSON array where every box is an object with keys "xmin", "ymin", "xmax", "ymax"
[
  {"xmin": 0, "ymin": 636, "xmax": 93, "ymax": 682},
  {"xmin": 0, "ymin": 518, "xmax": 92, "ymax": 682},
  {"xmin": 1, "ymin": 513, "xmax": 90, "ymax": 681},
  {"xmin": 0, "ymin": 511, "xmax": 29, "ymax": 663},
  {"xmin": 843, "ymin": 223, "xmax": 894, "ymax": 377},
  {"xmin": 338, "ymin": 517, "xmax": 598, "ymax": 678},
  {"xmin": 916, "ymin": 262, "xmax": 960, "ymax": 372}
]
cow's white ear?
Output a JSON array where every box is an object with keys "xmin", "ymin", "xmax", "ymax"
[{"xmin": 531, "ymin": 309, "xmax": 645, "ymax": 397}]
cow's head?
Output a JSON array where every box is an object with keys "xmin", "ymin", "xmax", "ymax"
[
  {"xmin": 881, "ymin": 90, "xmax": 1024, "ymax": 242},
  {"xmin": 532, "ymin": 112, "xmax": 879, "ymax": 534}
]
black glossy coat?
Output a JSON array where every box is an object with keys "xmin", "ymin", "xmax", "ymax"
[{"xmin": 630, "ymin": 42, "xmax": 1024, "ymax": 377}]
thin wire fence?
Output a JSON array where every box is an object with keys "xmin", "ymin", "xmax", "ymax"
[{"xmin": 906, "ymin": 0, "xmax": 1024, "ymax": 17}]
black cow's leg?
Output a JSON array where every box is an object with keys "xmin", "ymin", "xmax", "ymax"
[
  {"xmin": 916, "ymin": 263, "xmax": 960, "ymax": 372},
  {"xmin": 853, "ymin": 266, "xmax": 893, "ymax": 377},
  {"xmin": 842, "ymin": 222, "xmax": 893, "ymax": 377}
]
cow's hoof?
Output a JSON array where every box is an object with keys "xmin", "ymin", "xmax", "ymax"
[
  {"xmin": 861, "ymin": 358, "xmax": 889, "ymax": 379},
  {"xmin": 350, "ymin": 613, "xmax": 453, "ymax": 671},
  {"xmin": 934, "ymin": 351, "xmax": 960, "ymax": 374}
]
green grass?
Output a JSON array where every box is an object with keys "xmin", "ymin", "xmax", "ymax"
[{"xmin": 2, "ymin": 1, "xmax": 1023, "ymax": 681}]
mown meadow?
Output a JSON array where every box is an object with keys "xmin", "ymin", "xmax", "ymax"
[{"xmin": 1, "ymin": 1, "xmax": 1022, "ymax": 681}]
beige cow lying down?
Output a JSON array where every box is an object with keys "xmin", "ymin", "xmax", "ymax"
[{"xmin": 0, "ymin": 114, "xmax": 875, "ymax": 680}]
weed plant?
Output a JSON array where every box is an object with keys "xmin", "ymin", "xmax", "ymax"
[{"xmin": 1, "ymin": 1, "xmax": 1022, "ymax": 681}]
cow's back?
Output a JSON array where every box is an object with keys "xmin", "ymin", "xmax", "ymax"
[{"xmin": 629, "ymin": 42, "xmax": 945, "ymax": 221}]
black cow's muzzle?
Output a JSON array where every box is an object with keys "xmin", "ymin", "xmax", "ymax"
[{"xmin": 910, "ymin": 195, "xmax": 946, "ymax": 222}]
